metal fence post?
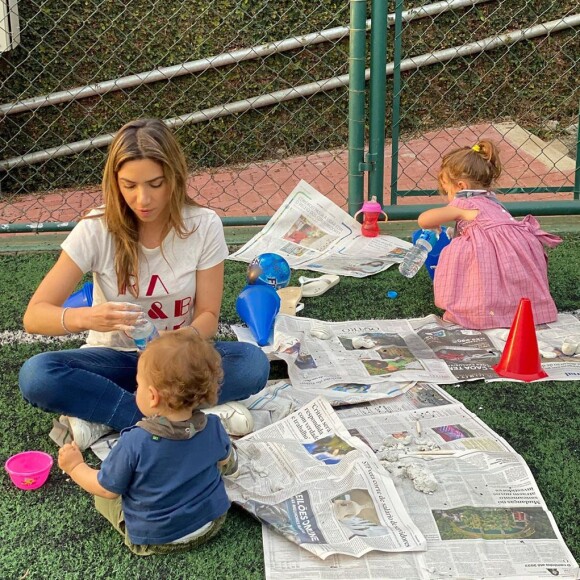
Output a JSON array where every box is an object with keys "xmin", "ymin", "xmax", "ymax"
[
  {"xmin": 367, "ymin": 0, "xmax": 388, "ymax": 206},
  {"xmin": 574, "ymin": 101, "xmax": 580, "ymax": 201},
  {"xmin": 348, "ymin": 0, "xmax": 367, "ymax": 216},
  {"xmin": 389, "ymin": 0, "xmax": 404, "ymax": 206}
]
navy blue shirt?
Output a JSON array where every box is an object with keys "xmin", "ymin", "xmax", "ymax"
[{"xmin": 98, "ymin": 415, "xmax": 231, "ymax": 545}]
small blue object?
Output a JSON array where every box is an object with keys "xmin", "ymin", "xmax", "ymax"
[{"xmin": 386, "ymin": 291, "xmax": 398, "ymax": 299}]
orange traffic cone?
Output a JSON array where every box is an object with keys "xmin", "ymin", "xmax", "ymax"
[{"xmin": 493, "ymin": 298, "xmax": 547, "ymax": 382}]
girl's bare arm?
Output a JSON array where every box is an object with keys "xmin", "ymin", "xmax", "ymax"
[{"xmin": 418, "ymin": 205, "xmax": 478, "ymax": 229}]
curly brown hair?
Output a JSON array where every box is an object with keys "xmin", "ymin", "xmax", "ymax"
[
  {"xmin": 138, "ymin": 328, "xmax": 223, "ymax": 411},
  {"xmin": 438, "ymin": 139, "xmax": 502, "ymax": 195}
]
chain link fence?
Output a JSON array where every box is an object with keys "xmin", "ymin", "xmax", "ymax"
[
  {"xmin": 0, "ymin": 0, "xmax": 579, "ymax": 231},
  {"xmin": 386, "ymin": 0, "xmax": 579, "ymax": 206},
  {"xmin": 1, "ymin": 0, "xmax": 353, "ymax": 228}
]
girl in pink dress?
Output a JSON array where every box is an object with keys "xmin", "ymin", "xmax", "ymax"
[{"xmin": 418, "ymin": 140, "xmax": 562, "ymax": 330}]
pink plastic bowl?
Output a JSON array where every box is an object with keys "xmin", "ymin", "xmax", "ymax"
[{"xmin": 5, "ymin": 451, "xmax": 53, "ymax": 490}]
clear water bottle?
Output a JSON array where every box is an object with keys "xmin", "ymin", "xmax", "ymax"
[
  {"xmin": 399, "ymin": 230, "xmax": 436, "ymax": 278},
  {"xmin": 129, "ymin": 317, "xmax": 160, "ymax": 351}
]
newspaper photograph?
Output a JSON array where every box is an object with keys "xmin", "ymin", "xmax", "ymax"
[
  {"xmin": 228, "ymin": 180, "xmax": 411, "ymax": 277},
  {"xmin": 261, "ymin": 390, "xmax": 579, "ymax": 579},
  {"xmin": 225, "ymin": 397, "xmax": 427, "ymax": 560},
  {"xmin": 411, "ymin": 315, "xmax": 503, "ymax": 382}
]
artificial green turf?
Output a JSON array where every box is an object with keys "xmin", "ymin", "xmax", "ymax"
[{"xmin": 1, "ymin": 235, "xmax": 579, "ymax": 578}]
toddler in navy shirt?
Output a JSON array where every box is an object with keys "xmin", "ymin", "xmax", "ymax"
[{"xmin": 58, "ymin": 327, "xmax": 238, "ymax": 555}]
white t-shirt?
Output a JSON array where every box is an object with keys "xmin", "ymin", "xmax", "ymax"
[{"xmin": 61, "ymin": 204, "xmax": 229, "ymax": 350}]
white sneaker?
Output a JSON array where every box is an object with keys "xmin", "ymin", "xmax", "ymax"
[
  {"xmin": 203, "ymin": 402, "xmax": 254, "ymax": 437},
  {"xmin": 50, "ymin": 415, "xmax": 113, "ymax": 451}
]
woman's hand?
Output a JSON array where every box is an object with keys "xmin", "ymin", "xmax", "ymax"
[
  {"xmin": 82, "ymin": 301, "xmax": 143, "ymax": 333},
  {"xmin": 24, "ymin": 251, "xmax": 141, "ymax": 335},
  {"xmin": 58, "ymin": 442, "xmax": 84, "ymax": 474}
]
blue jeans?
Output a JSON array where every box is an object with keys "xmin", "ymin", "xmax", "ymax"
[{"xmin": 19, "ymin": 342, "xmax": 270, "ymax": 431}]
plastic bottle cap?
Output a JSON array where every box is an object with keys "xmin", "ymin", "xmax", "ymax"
[
  {"xmin": 361, "ymin": 196, "xmax": 383, "ymax": 213},
  {"xmin": 418, "ymin": 229, "xmax": 437, "ymax": 247},
  {"xmin": 386, "ymin": 291, "xmax": 398, "ymax": 299},
  {"xmin": 416, "ymin": 238, "xmax": 432, "ymax": 252}
]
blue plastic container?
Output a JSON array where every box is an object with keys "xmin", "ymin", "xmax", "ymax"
[
  {"xmin": 411, "ymin": 229, "xmax": 451, "ymax": 281},
  {"xmin": 63, "ymin": 281, "xmax": 94, "ymax": 308},
  {"xmin": 236, "ymin": 284, "xmax": 281, "ymax": 346}
]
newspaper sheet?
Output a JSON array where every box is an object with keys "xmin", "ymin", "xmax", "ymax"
[
  {"xmin": 272, "ymin": 315, "xmax": 458, "ymax": 387},
  {"xmin": 413, "ymin": 313, "xmax": 580, "ymax": 383},
  {"xmin": 233, "ymin": 314, "xmax": 580, "ymax": 395},
  {"xmin": 225, "ymin": 397, "xmax": 427, "ymax": 560},
  {"xmin": 484, "ymin": 314, "xmax": 580, "ymax": 382},
  {"xmin": 241, "ymin": 381, "xmax": 446, "ymax": 432},
  {"xmin": 261, "ymin": 386, "xmax": 579, "ymax": 579},
  {"xmin": 228, "ymin": 180, "xmax": 411, "ymax": 277}
]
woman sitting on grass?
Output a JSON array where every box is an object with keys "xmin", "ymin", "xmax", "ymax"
[
  {"xmin": 58, "ymin": 329, "xmax": 238, "ymax": 555},
  {"xmin": 19, "ymin": 118, "xmax": 268, "ymax": 449}
]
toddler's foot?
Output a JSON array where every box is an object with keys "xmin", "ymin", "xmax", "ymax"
[{"xmin": 203, "ymin": 402, "xmax": 254, "ymax": 437}]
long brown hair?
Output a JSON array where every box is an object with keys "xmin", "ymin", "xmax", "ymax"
[
  {"xmin": 101, "ymin": 119, "xmax": 198, "ymax": 297},
  {"xmin": 139, "ymin": 328, "xmax": 223, "ymax": 410},
  {"xmin": 438, "ymin": 139, "xmax": 502, "ymax": 195}
]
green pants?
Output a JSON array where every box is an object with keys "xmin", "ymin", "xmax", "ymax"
[{"xmin": 94, "ymin": 496, "xmax": 227, "ymax": 556}]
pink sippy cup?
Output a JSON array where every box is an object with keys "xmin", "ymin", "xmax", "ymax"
[{"xmin": 354, "ymin": 196, "xmax": 388, "ymax": 238}]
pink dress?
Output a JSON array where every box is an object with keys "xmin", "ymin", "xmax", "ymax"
[{"xmin": 433, "ymin": 191, "xmax": 562, "ymax": 329}]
